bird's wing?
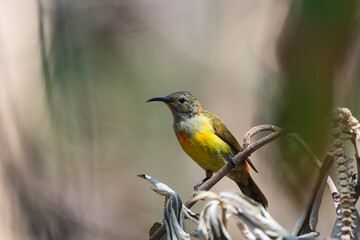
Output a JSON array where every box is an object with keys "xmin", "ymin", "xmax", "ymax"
[
  {"xmin": 203, "ymin": 110, "xmax": 258, "ymax": 173},
  {"xmin": 203, "ymin": 110, "xmax": 242, "ymax": 152}
]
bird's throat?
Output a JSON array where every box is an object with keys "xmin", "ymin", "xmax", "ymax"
[{"xmin": 174, "ymin": 113, "xmax": 212, "ymax": 140}]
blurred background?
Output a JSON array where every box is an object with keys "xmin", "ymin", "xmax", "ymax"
[{"xmin": 1, "ymin": 0, "xmax": 360, "ymax": 239}]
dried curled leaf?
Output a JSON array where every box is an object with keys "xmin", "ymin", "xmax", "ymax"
[
  {"xmin": 164, "ymin": 193, "xmax": 190, "ymax": 240},
  {"xmin": 140, "ymin": 175, "xmax": 293, "ymax": 240},
  {"xmin": 193, "ymin": 191, "xmax": 292, "ymax": 240},
  {"xmin": 137, "ymin": 174, "xmax": 175, "ymax": 196},
  {"xmin": 138, "ymin": 174, "xmax": 198, "ymax": 240}
]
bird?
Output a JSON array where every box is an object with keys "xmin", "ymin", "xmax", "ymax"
[{"xmin": 147, "ymin": 91, "xmax": 268, "ymax": 207}]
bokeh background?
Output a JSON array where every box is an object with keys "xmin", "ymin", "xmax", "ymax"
[{"xmin": 1, "ymin": 0, "xmax": 360, "ymax": 239}]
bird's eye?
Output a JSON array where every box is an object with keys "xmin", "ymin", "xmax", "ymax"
[{"xmin": 179, "ymin": 98, "xmax": 185, "ymax": 104}]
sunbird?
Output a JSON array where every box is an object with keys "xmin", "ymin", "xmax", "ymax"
[{"xmin": 147, "ymin": 91, "xmax": 267, "ymax": 207}]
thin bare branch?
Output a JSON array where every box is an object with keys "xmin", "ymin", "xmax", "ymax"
[{"xmin": 243, "ymin": 125, "xmax": 281, "ymax": 147}]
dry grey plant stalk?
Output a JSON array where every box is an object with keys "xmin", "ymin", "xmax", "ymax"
[
  {"xmin": 332, "ymin": 108, "xmax": 359, "ymax": 240},
  {"xmin": 139, "ymin": 174, "xmax": 295, "ymax": 240}
]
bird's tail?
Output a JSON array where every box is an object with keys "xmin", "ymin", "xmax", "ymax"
[{"xmin": 236, "ymin": 176, "xmax": 268, "ymax": 208}]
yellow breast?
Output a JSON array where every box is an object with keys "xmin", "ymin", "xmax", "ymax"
[{"xmin": 175, "ymin": 115, "xmax": 234, "ymax": 172}]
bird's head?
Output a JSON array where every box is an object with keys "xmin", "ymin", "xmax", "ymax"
[{"xmin": 147, "ymin": 91, "xmax": 204, "ymax": 120}]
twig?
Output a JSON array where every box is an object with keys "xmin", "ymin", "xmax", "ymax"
[
  {"xmin": 149, "ymin": 129, "xmax": 286, "ymax": 240},
  {"xmin": 243, "ymin": 124, "xmax": 280, "ymax": 147}
]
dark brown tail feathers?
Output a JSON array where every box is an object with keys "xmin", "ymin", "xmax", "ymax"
[{"xmin": 236, "ymin": 176, "xmax": 268, "ymax": 208}]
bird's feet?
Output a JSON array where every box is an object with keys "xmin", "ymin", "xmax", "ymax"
[
  {"xmin": 193, "ymin": 183, "xmax": 202, "ymax": 192},
  {"xmin": 227, "ymin": 155, "xmax": 237, "ymax": 168},
  {"xmin": 193, "ymin": 184, "xmax": 203, "ymax": 198},
  {"xmin": 193, "ymin": 177, "xmax": 210, "ymax": 192},
  {"xmin": 193, "ymin": 170, "xmax": 213, "ymax": 194}
]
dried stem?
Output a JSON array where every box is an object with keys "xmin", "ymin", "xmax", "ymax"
[{"xmin": 243, "ymin": 124, "xmax": 281, "ymax": 147}]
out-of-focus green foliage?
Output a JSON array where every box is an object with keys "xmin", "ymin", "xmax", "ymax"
[{"xmin": 258, "ymin": 0, "xmax": 360, "ymax": 200}]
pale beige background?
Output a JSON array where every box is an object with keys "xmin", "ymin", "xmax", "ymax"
[{"xmin": 0, "ymin": 0, "xmax": 339, "ymax": 239}]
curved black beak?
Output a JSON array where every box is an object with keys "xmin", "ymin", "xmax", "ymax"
[{"xmin": 146, "ymin": 97, "xmax": 171, "ymax": 103}]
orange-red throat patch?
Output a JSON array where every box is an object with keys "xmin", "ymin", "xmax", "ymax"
[{"xmin": 179, "ymin": 131, "xmax": 190, "ymax": 145}]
